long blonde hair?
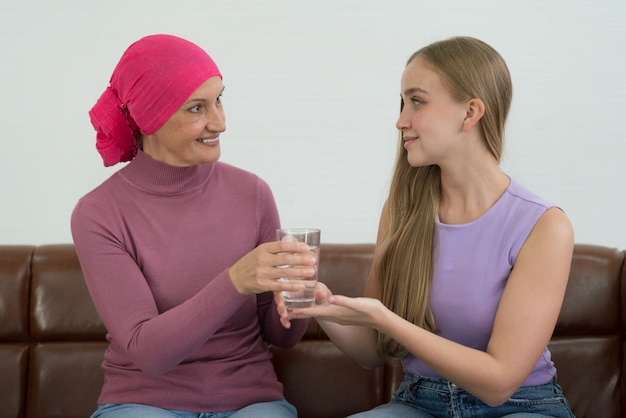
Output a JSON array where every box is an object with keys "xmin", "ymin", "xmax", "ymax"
[{"xmin": 376, "ymin": 36, "xmax": 513, "ymax": 363}]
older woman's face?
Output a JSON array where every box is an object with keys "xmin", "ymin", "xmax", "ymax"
[{"xmin": 142, "ymin": 76, "xmax": 225, "ymax": 167}]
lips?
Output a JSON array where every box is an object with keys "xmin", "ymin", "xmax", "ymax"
[
  {"xmin": 403, "ymin": 137, "xmax": 418, "ymax": 148},
  {"xmin": 197, "ymin": 138, "xmax": 219, "ymax": 144}
]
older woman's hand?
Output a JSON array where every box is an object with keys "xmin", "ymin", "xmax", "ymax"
[{"xmin": 228, "ymin": 240, "xmax": 317, "ymax": 295}]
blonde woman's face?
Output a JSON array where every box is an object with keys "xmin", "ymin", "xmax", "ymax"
[
  {"xmin": 142, "ymin": 76, "xmax": 226, "ymax": 167},
  {"xmin": 396, "ymin": 57, "xmax": 468, "ymax": 168}
]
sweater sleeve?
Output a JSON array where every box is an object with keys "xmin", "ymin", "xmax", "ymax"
[
  {"xmin": 257, "ymin": 291, "xmax": 309, "ymax": 347},
  {"xmin": 71, "ymin": 196, "xmax": 252, "ymax": 377}
]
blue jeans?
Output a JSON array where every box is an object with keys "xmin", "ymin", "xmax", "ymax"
[
  {"xmin": 348, "ymin": 373, "xmax": 575, "ymax": 418},
  {"xmin": 91, "ymin": 399, "xmax": 297, "ymax": 418}
]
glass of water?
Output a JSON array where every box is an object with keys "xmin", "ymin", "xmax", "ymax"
[{"xmin": 276, "ymin": 228, "xmax": 321, "ymax": 309}]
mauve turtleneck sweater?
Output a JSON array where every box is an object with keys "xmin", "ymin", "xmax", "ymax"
[{"xmin": 71, "ymin": 151, "xmax": 308, "ymax": 412}]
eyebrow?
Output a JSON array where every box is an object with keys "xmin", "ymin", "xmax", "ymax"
[
  {"xmin": 403, "ymin": 87, "xmax": 429, "ymax": 96},
  {"xmin": 184, "ymin": 87, "xmax": 226, "ymax": 104}
]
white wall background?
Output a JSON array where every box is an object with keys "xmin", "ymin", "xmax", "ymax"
[{"xmin": 1, "ymin": 0, "xmax": 624, "ymax": 248}]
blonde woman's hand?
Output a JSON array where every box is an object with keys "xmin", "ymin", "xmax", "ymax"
[
  {"xmin": 293, "ymin": 294, "xmax": 386, "ymax": 328},
  {"xmin": 277, "ymin": 281, "xmax": 333, "ymax": 329}
]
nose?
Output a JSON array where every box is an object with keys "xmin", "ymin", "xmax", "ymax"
[
  {"xmin": 207, "ymin": 107, "xmax": 226, "ymax": 133},
  {"xmin": 396, "ymin": 106, "xmax": 410, "ymax": 131}
]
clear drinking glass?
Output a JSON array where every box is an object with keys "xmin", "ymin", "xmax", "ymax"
[{"xmin": 276, "ymin": 228, "xmax": 321, "ymax": 309}]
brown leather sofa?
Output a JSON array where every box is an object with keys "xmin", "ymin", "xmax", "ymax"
[{"xmin": 1, "ymin": 243, "xmax": 623, "ymax": 418}]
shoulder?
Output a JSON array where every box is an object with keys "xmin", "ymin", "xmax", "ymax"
[
  {"xmin": 72, "ymin": 171, "xmax": 123, "ymax": 214},
  {"xmin": 510, "ymin": 178, "xmax": 574, "ymax": 265},
  {"xmin": 501, "ymin": 179, "xmax": 565, "ymax": 232},
  {"xmin": 530, "ymin": 207, "xmax": 574, "ymax": 250},
  {"xmin": 505, "ymin": 179, "xmax": 555, "ymax": 211},
  {"xmin": 212, "ymin": 161, "xmax": 270, "ymax": 188},
  {"xmin": 505, "ymin": 178, "xmax": 573, "ymax": 240},
  {"xmin": 489, "ymin": 178, "xmax": 572, "ymax": 265},
  {"xmin": 212, "ymin": 162, "xmax": 277, "ymax": 207}
]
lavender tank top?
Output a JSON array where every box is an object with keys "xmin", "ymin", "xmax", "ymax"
[{"xmin": 402, "ymin": 178, "xmax": 558, "ymax": 386}]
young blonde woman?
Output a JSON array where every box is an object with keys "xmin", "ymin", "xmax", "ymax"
[{"xmin": 281, "ymin": 36, "xmax": 576, "ymax": 417}]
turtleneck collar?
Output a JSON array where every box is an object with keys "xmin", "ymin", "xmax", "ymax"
[{"xmin": 118, "ymin": 150, "xmax": 214, "ymax": 195}]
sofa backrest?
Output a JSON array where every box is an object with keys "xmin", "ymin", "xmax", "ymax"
[
  {"xmin": 548, "ymin": 244, "xmax": 625, "ymax": 417},
  {"xmin": 0, "ymin": 243, "xmax": 624, "ymax": 418},
  {"xmin": 0, "ymin": 244, "xmax": 106, "ymax": 418}
]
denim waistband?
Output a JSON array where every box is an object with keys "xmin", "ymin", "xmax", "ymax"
[{"xmin": 391, "ymin": 372, "xmax": 575, "ymax": 418}]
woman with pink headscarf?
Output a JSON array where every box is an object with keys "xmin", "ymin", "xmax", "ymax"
[{"xmin": 71, "ymin": 34, "xmax": 314, "ymax": 418}]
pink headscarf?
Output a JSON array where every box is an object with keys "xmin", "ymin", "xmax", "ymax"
[{"xmin": 89, "ymin": 34, "xmax": 222, "ymax": 166}]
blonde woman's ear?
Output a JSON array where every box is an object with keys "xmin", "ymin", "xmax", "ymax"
[{"xmin": 462, "ymin": 98, "xmax": 485, "ymax": 132}]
